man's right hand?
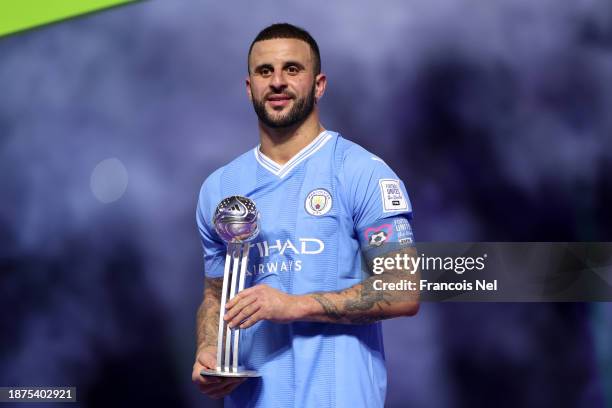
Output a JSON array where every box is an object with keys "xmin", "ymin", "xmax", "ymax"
[{"xmin": 192, "ymin": 346, "xmax": 246, "ymax": 400}]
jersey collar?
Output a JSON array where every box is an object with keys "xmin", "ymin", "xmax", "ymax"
[{"xmin": 254, "ymin": 130, "xmax": 332, "ymax": 178}]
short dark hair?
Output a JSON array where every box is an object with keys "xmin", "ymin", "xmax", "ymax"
[{"xmin": 248, "ymin": 23, "xmax": 321, "ymax": 75}]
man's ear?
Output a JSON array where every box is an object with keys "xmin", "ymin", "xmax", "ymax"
[
  {"xmin": 246, "ymin": 76, "xmax": 252, "ymax": 101},
  {"xmin": 314, "ymin": 73, "xmax": 327, "ymax": 103}
]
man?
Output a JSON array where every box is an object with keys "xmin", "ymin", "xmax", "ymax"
[{"xmin": 192, "ymin": 23, "xmax": 419, "ymax": 407}]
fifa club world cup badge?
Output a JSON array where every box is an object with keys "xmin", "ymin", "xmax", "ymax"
[{"xmin": 201, "ymin": 196, "xmax": 261, "ymax": 378}]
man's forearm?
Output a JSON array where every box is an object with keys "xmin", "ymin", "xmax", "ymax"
[
  {"xmin": 222, "ymin": 248, "xmax": 420, "ymax": 329},
  {"xmin": 196, "ymin": 277, "xmax": 223, "ymax": 352},
  {"xmin": 299, "ymin": 275, "xmax": 418, "ymax": 324},
  {"xmin": 296, "ymin": 258, "xmax": 419, "ymax": 324}
]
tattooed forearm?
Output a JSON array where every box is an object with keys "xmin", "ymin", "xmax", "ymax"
[
  {"xmin": 344, "ymin": 277, "xmax": 387, "ymax": 313},
  {"xmin": 311, "ymin": 293, "xmax": 343, "ymax": 320},
  {"xmin": 306, "ymin": 248, "xmax": 419, "ymax": 324},
  {"xmin": 309, "ymin": 277, "xmax": 395, "ymax": 324},
  {"xmin": 196, "ymin": 277, "xmax": 223, "ymax": 351}
]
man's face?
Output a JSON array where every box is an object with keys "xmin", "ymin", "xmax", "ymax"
[{"xmin": 247, "ymin": 38, "xmax": 324, "ymax": 129}]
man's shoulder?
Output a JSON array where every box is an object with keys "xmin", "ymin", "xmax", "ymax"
[
  {"xmin": 203, "ymin": 149, "xmax": 256, "ymax": 183},
  {"xmin": 199, "ymin": 148, "xmax": 256, "ymax": 196},
  {"xmin": 335, "ymin": 135, "xmax": 392, "ymax": 173}
]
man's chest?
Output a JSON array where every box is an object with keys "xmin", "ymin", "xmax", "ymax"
[{"xmin": 229, "ymin": 171, "xmax": 351, "ymax": 288}]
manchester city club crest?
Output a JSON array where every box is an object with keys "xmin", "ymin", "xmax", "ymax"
[{"xmin": 305, "ymin": 188, "xmax": 332, "ymax": 216}]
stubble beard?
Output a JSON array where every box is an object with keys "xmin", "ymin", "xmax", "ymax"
[{"xmin": 252, "ymin": 83, "xmax": 316, "ymax": 129}]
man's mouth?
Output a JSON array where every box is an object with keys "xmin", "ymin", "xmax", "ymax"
[{"xmin": 267, "ymin": 95, "xmax": 293, "ymax": 108}]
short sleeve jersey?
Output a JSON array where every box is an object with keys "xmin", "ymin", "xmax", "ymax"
[{"xmin": 196, "ymin": 130, "xmax": 413, "ymax": 408}]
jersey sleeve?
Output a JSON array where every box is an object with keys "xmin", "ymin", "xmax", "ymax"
[
  {"xmin": 196, "ymin": 172, "xmax": 226, "ymax": 278},
  {"xmin": 344, "ymin": 147, "xmax": 413, "ymax": 229},
  {"xmin": 343, "ymin": 146, "xmax": 414, "ymax": 249}
]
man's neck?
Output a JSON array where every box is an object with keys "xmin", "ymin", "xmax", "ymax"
[{"xmin": 258, "ymin": 114, "xmax": 325, "ymax": 165}]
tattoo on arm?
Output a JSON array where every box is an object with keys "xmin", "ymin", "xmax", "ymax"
[
  {"xmin": 308, "ymin": 248, "xmax": 419, "ymax": 324},
  {"xmin": 311, "ymin": 293, "xmax": 343, "ymax": 320},
  {"xmin": 196, "ymin": 277, "xmax": 223, "ymax": 351},
  {"xmin": 310, "ymin": 278, "xmax": 390, "ymax": 324}
]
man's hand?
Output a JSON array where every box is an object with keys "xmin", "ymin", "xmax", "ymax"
[
  {"xmin": 224, "ymin": 284, "xmax": 303, "ymax": 329},
  {"xmin": 192, "ymin": 346, "xmax": 246, "ymax": 400}
]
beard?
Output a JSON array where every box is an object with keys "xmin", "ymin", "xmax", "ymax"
[{"xmin": 252, "ymin": 83, "xmax": 316, "ymax": 129}]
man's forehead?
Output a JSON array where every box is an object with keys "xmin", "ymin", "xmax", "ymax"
[{"xmin": 250, "ymin": 38, "xmax": 312, "ymax": 65}]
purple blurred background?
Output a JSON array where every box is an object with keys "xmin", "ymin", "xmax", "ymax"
[{"xmin": 1, "ymin": 1, "xmax": 611, "ymax": 407}]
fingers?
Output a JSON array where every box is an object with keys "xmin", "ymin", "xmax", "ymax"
[
  {"xmin": 224, "ymin": 284, "xmax": 274, "ymax": 329},
  {"xmin": 198, "ymin": 376, "xmax": 244, "ymax": 399},
  {"xmin": 224, "ymin": 295, "xmax": 258, "ymax": 327},
  {"xmin": 195, "ymin": 375, "xmax": 222, "ymax": 392},
  {"xmin": 227, "ymin": 301, "xmax": 261, "ymax": 328},
  {"xmin": 226, "ymin": 284, "xmax": 268, "ymax": 309},
  {"xmin": 192, "ymin": 348, "xmax": 218, "ymax": 385},
  {"xmin": 192, "ymin": 348, "xmax": 246, "ymax": 399},
  {"xmin": 196, "ymin": 350, "xmax": 217, "ymax": 370},
  {"xmin": 207, "ymin": 378, "xmax": 246, "ymax": 399},
  {"xmin": 225, "ymin": 286, "xmax": 254, "ymax": 309},
  {"xmin": 192, "ymin": 364, "xmax": 221, "ymax": 387},
  {"xmin": 239, "ymin": 309, "xmax": 264, "ymax": 329}
]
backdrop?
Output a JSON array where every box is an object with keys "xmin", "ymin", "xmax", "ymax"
[{"xmin": 1, "ymin": 1, "xmax": 611, "ymax": 407}]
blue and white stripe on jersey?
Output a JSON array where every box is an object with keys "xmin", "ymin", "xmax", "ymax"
[{"xmin": 253, "ymin": 130, "xmax": 333, "ymax": 178}]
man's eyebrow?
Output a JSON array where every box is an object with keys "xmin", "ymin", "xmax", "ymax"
[
  {"xmin": 253, "ymin": 61, "xmax": 306, "ymax": 72},
  {"xmin": 284, "ymin": 61, "xmax": 305, "ymax": 69},
  {"xmin": 253, "ymin": 63, "xmax": 273, "ymax": 73}
]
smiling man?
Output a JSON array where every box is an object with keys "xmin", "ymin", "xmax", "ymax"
[{"xmin": 192, "ymin": 23, "xmax": 419, "ymax": 408}]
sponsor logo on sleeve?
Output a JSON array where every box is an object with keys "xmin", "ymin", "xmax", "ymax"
[
  {"xmin": 394, "ymin": 217, "xmax": 414, "ymax": 244},
  {"xmin": 379, "ymin": 179, "xmax": 408, "ymax": 212}
]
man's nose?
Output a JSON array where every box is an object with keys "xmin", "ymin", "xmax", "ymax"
[{"xmin": 269, "ymin": 70, "xmax": 287, "ymax": 91}]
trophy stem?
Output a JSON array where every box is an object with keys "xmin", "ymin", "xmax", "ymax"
[
  {"xmin": 232, "ymin": 242, "xmax": 250, "ymax": 372},
  {"xmin": 224, "ymin": 244, "xmax": 241, "ymax": 371},
  {"xmin": 216, "ymin": 245, "xmax": 234, "ymax": 371}
]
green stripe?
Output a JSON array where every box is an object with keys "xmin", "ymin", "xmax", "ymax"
[{"xmin": 0, "ymin": 0, "xmax": 138, "ymax": 38}]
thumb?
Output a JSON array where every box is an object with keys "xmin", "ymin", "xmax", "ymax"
[{"xmin": 197, "ymin": 349, "xmax": 217, "ymax": 369}]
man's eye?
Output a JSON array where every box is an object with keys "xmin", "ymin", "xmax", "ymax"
[
  {"xmin": 287, "ymin": 66, "xmax": 299, "ymax": 74},
  {"xmin": 260, "ymin": 68, "xmax": 271, "ymax": 76}
]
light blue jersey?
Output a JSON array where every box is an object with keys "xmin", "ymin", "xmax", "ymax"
[{"xmin": 196, "ymin": 130, "xmax": 413, "ymax": 408}]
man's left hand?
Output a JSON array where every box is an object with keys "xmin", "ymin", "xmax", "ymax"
[{"xmin": 224, "ymin": 284, "xmax": 300, "ymax": 329}]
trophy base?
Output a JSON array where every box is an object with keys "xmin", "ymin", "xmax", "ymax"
[{"xmin": 201, "ymin": 368, "xmax": 260, "ymax": 378}]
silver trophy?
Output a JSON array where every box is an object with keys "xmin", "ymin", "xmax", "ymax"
[{"xmin": 201, "ymin": 196, "xmax": 261, "ymax": 378}]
